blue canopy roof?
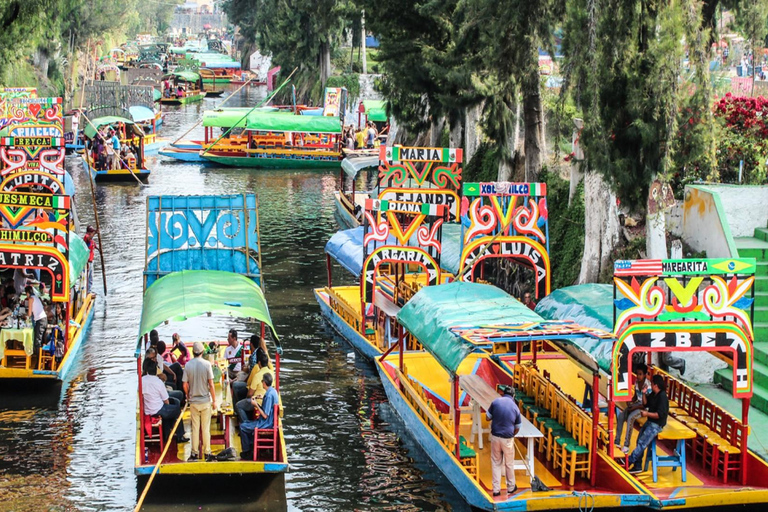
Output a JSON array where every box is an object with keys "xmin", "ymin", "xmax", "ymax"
[
  {"xmin": 129, "ymin": 105, "xmax": 155, "ymax": 123},
  {"xmin": 326, "ymin": 223, "xmax": 463, "ymax": 277},
  {"xmin": 535, "ymin": 283, "xmax": 614, "ymax": 373}
]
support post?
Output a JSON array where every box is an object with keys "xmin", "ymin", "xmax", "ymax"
[
  {"xmin": 398, "ymin": 324, "xmax": 404, "ymax": 372},
  {"xmin": 453, "ymin": 375, "xmax": 461, "ymax": 459},
  {"xmin": 138, "ymin": 353, "xmax": 146, "ymax": 460},
  {"xmin": 326, "ymin": 253, "xmax": 332, "ymax": 288},
  {"xmin": 741, "ymin": 397, "xmax": 750, "ymax": 485},
  {"xmin": 516, "ymin": 341, "xmax": 522, "ymax": 364},
  {"xmin": 532, "ymin": 339, "xmax": 538, "ymax": 366},
  {"xmin": 591, "ymin": 372, "xmax": 600, "ymax": 486},
  {"xmin": 608, "ymin": 380, "xmax": 616, "ymax": 460}
]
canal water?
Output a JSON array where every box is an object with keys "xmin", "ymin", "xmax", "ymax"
[{"xmin": 0, "ymin": 88, "xmax": 467, "ymax": 511}]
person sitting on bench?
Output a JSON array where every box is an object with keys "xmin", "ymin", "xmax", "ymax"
[
  {"xmin": 628, "ymin": 374, "xmax": 669, "ymax": 474},
  {"xmin": 614, "ymin": 363, "xmax": 651, "ymax": 454},
  {"xmin": 238, "ymin": 372, "xmax": 278, "ymax": 460}
]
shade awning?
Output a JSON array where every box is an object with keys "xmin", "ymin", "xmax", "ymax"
[
  {"xmin": 84, "ymin": 116, "xmax": 135, "ymax": 139},
  {"xmin": 341, "ymin": 155, "xmax": 379, "ymax": 179},
  {"xmin": 138, "ymin": 270, "xmax": 277, "ymax": 342},
  {"xmin": 325, "ymin": 226, "xmax": 396, "ymax": 276},
  {"xmin": 202, "ymin": 108, "xmax": 277, "ymax": 129},
  {"xmin": 362, "ymin": 100, "xmax": 387, "ymax": 122},
  {"xmin": 129, "ymin": 106, "xmax": 155, "ymax": 123},
  {"xmin": 166, "ymin": 71, "xmax": 200, "ymax": 82},
  {"xmin": 535, "ymin": 283, "xmax": 614, "ymax": 373},
  {"xmin": 246, "ymin": 112, "xmax": 341, "ymax": 134},
  {"xmin": 69, "ymin": 232, "xmax": 89, "ymax": 281}
]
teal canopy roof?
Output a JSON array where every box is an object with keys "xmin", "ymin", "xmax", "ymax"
[
  {"xmin": 246, "ymin": 111, "xmax": 341, "ymax": 134},
  {"xmin": 83, "ymin": 116, "xmax": 135, "ymax": 139},
  {"xmin": 138, "ymin": 270, "xmax": 277, "ymax": 344},
  {"xmin": 535, "ymin": 284, "xmax": 614, "ymax": 373},
  {"xmin": 341, "ymin": 155, "xmax": 379, "ymax": 179},
  {"xmin": 129, "ymin": 105, "xmax": 155, "ymax": 123},
  {"xmin": 397, "ymin": 281, "xmax": 542, "ymax": 373}
]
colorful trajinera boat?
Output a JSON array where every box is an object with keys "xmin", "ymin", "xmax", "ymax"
[
  {"xmin": 135, "ymin": 194, "xmax": 287, "ymax": 480},
  {"xmin": 128, "ymin": 105, "xmax": 166, "ymax": 153},
  {"xmin": 81, "ymin": 116, "xmax": 151, "ymax": 181},
  {"xmin": 199, "ymin": 111, "xmax": 343, "ymax": 169},
  {"xmin": 373, "ymin": 258, "xmax": 768, "ymax": 510},
  {"xmin": 159, "ymin": 71, "xmax": 205, "ymax": 105},
  {"xmin": 334, "ymin": 152, "xmax": 379, "ymax": 228},
  {"xmin": 0, "ymin": 92, "xmax": 96, "ymax": 382}
]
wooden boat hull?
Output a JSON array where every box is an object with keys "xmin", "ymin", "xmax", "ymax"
[
  {"xmin": 160, "ymin": 93, "xmax": 205, "ymax": 105},
  {"xmin": 84, "ymin": 158, "xmax": 150, "ymax": 182},
  {"xmin": 314, "ymin": 288, "xmax": 381, "ymax": 360},
  {"xmin": 201, "ymin": 153, "xmax": 341, "ymax": 169},
  {"xmin": 0, "ymin": 293, "xmax": 96, "ymax": 381},
  {"xmin": 204, "ymin": 90, "xmax": 226, "ymax": 98},
  {"xmin": 333, "ymin": 191, "xmax": 361, "ymax": 229},
  {"xmin": 158, "ymin": 146, "xmax": 207, "ymax": 162}
]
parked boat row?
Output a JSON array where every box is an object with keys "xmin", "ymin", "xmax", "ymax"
[{"xmin": 315, "ymin": 144, "xmax": 768, "ymax": 510}]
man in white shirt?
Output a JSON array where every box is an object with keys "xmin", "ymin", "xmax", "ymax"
[
  {"xmin": 224, "ymin": 328, "xmax": 241, "ymax": 380},
  {"xmin": 25, "ymin": 286, "xmax": 47, "ymax": 353},
  {"xmin": 142, "ymin": 358, "xmax": 187, "ymax": 443}
]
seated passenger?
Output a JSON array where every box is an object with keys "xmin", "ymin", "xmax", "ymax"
[
  {"xmin": 614, "ymin": 363, "xmax": 651, "ymax": 453},
  {"xmin": 157, "ymin": 340, "xmax": 184, "ymax": 390},
  {"xmin": 233, "ymin": 350, "xmax": 272, "ymax": 422},
  {"xmin": 170, "ymin": 333, "xmax": 190, "ymax": 366},
  {"xmin": 239, "ymin": 372, "xmax": 278, "ymax": 459},
  {"xmin": 628, "ymin": 374, "xmax": 669, "ymax": 473},
  {"xmin": 141, "ymin": 358, "xmax": 188, "ymax": 443}
]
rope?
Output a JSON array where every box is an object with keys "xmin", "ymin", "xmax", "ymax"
[
  {"xmin": 573, "ymin": 490, "xmax": 595, "ymax": 512},
  {"xmin": 134, "ymin": 402, "xmax": 188, "ymax": 511}
]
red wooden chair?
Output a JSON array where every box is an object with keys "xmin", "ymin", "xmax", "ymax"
[
  {"xmin": 143, "ymin": 414, "xmax": 164, "ymax": 451},
  {"xmin": 252, "ymin": 404, "xmax": 280, "ymax": 462}
]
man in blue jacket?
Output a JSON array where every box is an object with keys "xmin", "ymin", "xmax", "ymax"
[{"xmin": 486, "ymin": 385, "xmax": 522, "ymax": 496}]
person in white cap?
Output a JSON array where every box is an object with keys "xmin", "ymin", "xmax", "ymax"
[{"xmin": 182, "ymin": 341, "xmax": 217, "ymax": 461}]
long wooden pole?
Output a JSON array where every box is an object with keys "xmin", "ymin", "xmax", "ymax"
[
  {"xmin": 134, "ymin": 404, "xmax": 188, "ymax": 512},
  {"xmin": 170, "ymin": 76, "xmax": 254, "ymax": 145},
  {"xmin": 78, "ymin": 66, "xmax": 108, "ymax": 296}
]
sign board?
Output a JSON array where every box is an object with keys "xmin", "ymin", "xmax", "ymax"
[
  {"xmin": 0, "ymin": 246, "xmax": 68, "ymax": 301},
  {"xmin": 380, "ymin": 145, "xmax": 463, "ymax": 164}
]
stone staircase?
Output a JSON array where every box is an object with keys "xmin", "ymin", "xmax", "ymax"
[{"xmin": 713, "ymin": 225, "xmax": 768, "ymax": 414}]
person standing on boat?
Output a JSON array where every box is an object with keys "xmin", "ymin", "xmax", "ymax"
[
  {"xmin": 182, "ymin": 341, "xmax": 217, "ymax": 462},
  {"xmin": 628, "ymin": 374, "xmax": 669, "ymax": 474},
  {"xmin": 142, "ymin": 358, "xmax": 188, "ymax": 444},
  {"xmin": 108, "ymin": 129, "xmax": 121, "ymax": 169},
  {"xmin": 486, "ymin": 385, "xmax": 522, "ymax": 496},
  {"xmin": 224, "ymin": 329, "xmax": 242, "ymax": 380},
  {"xmin": 25, "ymin": 286, "xmax": 47, "ymax": 354},
  {"xmin": 83, "ymin": 226, "xmax": 97, "ymax": 293},
  {"xmin": 170, "ymin": 333, "xmax": 190, "ymax": 366},
  {"xmin": 239, "ymin": 372, "xmax": 278, "ymax": 460},
  {"xmin": 614, "ymin": 363, "xmax": 651, "ymax": 453}
]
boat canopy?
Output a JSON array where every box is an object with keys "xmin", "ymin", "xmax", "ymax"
[
  {"xmin": 341, "ymin": 155, "xmax": 379, "ymax": 179},
  {"xmin": 325, "ymin": 223, "xmax": 462, "ymax": 277},
  {"xmin": 362, "ymin": 100, "xmax": 387, "ymax": 122},
  {"xmin": 245, "ymin": 112, "xmax": 341, "ymax": 134},
  {"xmin": 153, "ymin": 88, "xmax": 162, "ymax": 102},
  {"xmin": 138, "ymin": 270, "xmax": 277, "ymax": 346},
  {"xmin": 83, "ymin": 116, "xmax": 136, "ymax": 139},
  {"xmin": 129, "ymin": 105, "xmax": 155, "ymax": 123},
  {"xmin": 69, "ymin": 232, "xmax": 89, "ymax": 281},
  {"xmin": 397, "ymin": 282, "xmax": 608, "ymax": 375},
  {"xmin": 325, "ymin": 226, "xmax": 396, "ymax": 276},
  {"xmin": 166, "ymin": 71, "xmax": 200, "ymax": 83},
  {"xmin": 202, "ymin": 108, "xmax": 278, "ymax": 128},
  {"xmin": 535, "ymin": 283, "xmax": 614, "ymax": 373}
]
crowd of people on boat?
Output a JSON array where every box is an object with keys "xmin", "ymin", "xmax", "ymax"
[
  {"xmin": 140, "ymin": 328, "xmax": 280, "ymax": 462},
  {"xmin": 342, "ymin": 121, "xmax": 389, "ymax": 151},
  {"xmin": 88, "ymin": 126, "xmax": 140, "ymax": 171},
  {"xmin": 162, "ymin": 79, "xmax": 187, "ymax": 99}
]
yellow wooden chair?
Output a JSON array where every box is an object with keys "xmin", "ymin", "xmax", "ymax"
[
  {"xmin": 546, "ymin": 396, "xmax": 575, "ymax": 464},
  {"xmin": 557, "ymin": 412, "xmax": 593, "ymax": 486}
]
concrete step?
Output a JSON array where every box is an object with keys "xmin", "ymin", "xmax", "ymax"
[
  {"xmin": 757, "ymin": 262, "xmax": 768, "ymax": 277},
  {"xmin": 756, "ymin": 227, "xmax": 768, "ymax": 242},
  {"xmin": 755, "ymin": 342, "xmax": 768, "ymax": 366},
  {"xmin": 735, "ymin": 237, "xmax": 768, "ymax": 260},
  {"xmin": 714, "ymin": 367, "xmax": 768, "ymax": 416},
  {"xmin": 758, "ymin": 276, "xmax": 768, "ymax": 293},
  {"xmin": 756, "ymin": 306, "xmax": 768, "ymax": 324},
  {"xmin": 757, "ymin": 323, "xmax": 768, "ymax": 344}
]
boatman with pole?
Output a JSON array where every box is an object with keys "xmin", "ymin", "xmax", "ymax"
[{"xmin": 486, "ymin": 385, "xmax": 522, "ymax": 496}]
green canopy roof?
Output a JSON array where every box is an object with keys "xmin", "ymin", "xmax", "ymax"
[
  {"xmin": 246, "ymin": 111, "xmax": 342, "ymax": 134},
  {"xmin": 69, "ymin": 231, "xmax": 89, "ymax": 282},
  {"xmin": 397, "ymin": 282, "xmax": 542, "ymax": 374},
  {"xmin": 167, "ymin": 70, "xmax": 200, "ymax": 82},
  {"xmin": 84, "ymin": 116, "xmax": 135, "ymax": 139},
  {"xmin": 153, "ymin": 88, "xmax": 162, "ymax": 102},
  {"xmin": 202, "ymin": 108, "xmax": 278, "ymax": 128},
  {"xmin": 362, "ymin": 100, "xmax": 387, "ymax": 122},
  {"xmin": 138, "ymin": 270, "xmax": 277, "ymax": 342}
]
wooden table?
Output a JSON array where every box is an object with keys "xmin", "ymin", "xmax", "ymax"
[
  {"xmin": 0, "ymin": 327, "xmax": 34, "ymax": 359},
  {"xmin": 460, "ymin": 374, "xmax": 543, "ymax": 477},
  {"xmin": 644, "ymin": 418, "xmax": 696, "ymax": 482}
]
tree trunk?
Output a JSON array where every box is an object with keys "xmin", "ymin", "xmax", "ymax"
[
  {"xmin": 522, "ymin": 70, "xmax": 543, "ymax": 182},
  {"xmin": 646, "ymin": 212, "xmax": 667, "ymax": 259},
  {"xmin": 320, "ymin": 37, "xmax": 332, "ymax": 86},
  {"xmin": 578, "ymin": 170, "xmax": 621, "ymax": 283},
  {"xmin": 464, "ymin": 102, "xmax": 483, "ymax": 164},
  {"xmin": 361, "ymin": 12, "xmax": 367, "ymax": 75},
  {"xmin": 449, "ymin": 116, "xmax": 463, "ymax": 149},
  {"xmin": 429, "ymin": 117, "xmax": 444, "ymax": 147},
  {"xmin": 498, "ymin": 135, "xmax": 515, "ymax": 181}
]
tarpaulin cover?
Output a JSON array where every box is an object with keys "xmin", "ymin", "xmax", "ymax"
[
  {"xmin": 246, "ymin": 111, "xmax": 341, "ymax": 134},
  {"xmin": 68, "ymin": 231, "xmax": 89, "ymax": 281},
  {"xmin": 397, "ymin": 281, "xmax": 542, "ymax": 374},
  {"xmin": 129, "ymin": 105, "xmax": 155, "ymax": 123},
  {"xmin": 84, "ymin": 116, "xmax": 135, "ymax": 139},
  {"xmin": 362, "ymin": 100, "xmax": 387, "ymax": 122},
  {"xmin": 138, "ymin": 270, "xmax": 276, "ymax": 343},
  {"xmin": 341, "ymin": 155, "xmax": 379, "ymax": 178},
  {"xmin": 325, "ymin": 226, "xmax": 396, "ymax": 276},
  {"xmin": 534, "ymin": 283, "xmax": 614, "ymax": 373},
  {"xmin": 167, "ymin": 71, "xmax": 200, "ymax": 83}
]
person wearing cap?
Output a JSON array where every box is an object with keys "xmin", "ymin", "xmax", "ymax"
[
  {"xmin": 486, "ymin": 385, "xmax": 522, "ymax": 497},
  {"xmin": 82, "ymin": 226, "xmax": 97, "ymax": 293},
  {"xmin": 182, "ymin": 341, "xmax": 217, "ymax": 462}
]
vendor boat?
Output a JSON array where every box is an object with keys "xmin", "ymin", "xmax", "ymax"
[
  {"xmin": 0, "ymin": 95, "xmax": 96, "ymax": 382},
  {"xmin": 199, "ymin": 111, "xmax": 343, "ymax": 169},
  {"xmin": 135, "ymin": 193, "xmax": 287, "ymax": 480},
  {"xmin": 377, "ymin": 268, "xmax": 768, "ymax": 510},
  {"xmin": 81, "ymin": 115, "xmax": 151, "ymax": 181},
  {"xmin": 159, "ymin": 71, "xmax": 205, "ymax": 105}
]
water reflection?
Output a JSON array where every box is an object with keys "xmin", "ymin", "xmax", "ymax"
[{"xmin": 0, "ymin": 88, "xmax": 462, "ymax": 511}]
